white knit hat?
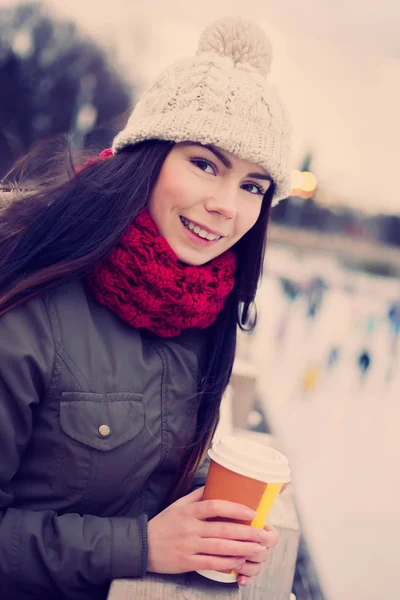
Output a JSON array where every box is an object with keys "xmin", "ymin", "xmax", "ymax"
[{"xmin": 112, "ymin": 16, "xmax": 293, "ymax": 204}]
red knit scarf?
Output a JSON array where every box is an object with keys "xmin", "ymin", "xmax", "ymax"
[{"xmin": 87, "ymin": 209, "xmax": 237, "ymax": 337}]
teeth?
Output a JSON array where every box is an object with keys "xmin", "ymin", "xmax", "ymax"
[{"xmin": 180, "ymin": 217, "xmax": 220, "ymax": 241}]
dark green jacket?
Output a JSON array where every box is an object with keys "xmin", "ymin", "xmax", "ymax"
[{"xmin": 0, "ymin": 279, "xmax": 210, "ymax": 599}]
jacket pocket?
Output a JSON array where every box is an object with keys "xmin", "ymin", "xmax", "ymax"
[{"xmin": 60, "ymin": 391, "xmax": 145, "ymax": 451}]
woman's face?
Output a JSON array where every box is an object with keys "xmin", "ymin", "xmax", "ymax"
[{"xmin": 148, "ymin": 142, "xmax": 272, "ymax": 266}]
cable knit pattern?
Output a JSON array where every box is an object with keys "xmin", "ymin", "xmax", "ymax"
[
  {"xmin": 87, "ymin": 209, "xmax": 237, "ymax": 337},
  {"xmin": 112, "ymin": 17, "xmax": 292, "ymax": 204}
]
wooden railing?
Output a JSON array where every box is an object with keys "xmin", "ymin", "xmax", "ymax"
[{"xmin": 108, "ymin": 345, "xmax": 300, "ymax": 600}]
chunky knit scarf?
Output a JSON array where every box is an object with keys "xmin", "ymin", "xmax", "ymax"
[{"xmin": 87, "ymin": 209, "xmax": 237, "ymax": 337}]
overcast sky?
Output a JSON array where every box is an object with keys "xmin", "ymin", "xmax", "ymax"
[{"xmin": 2, "ymin": 0, "xmax": 400, "ymax": 214}]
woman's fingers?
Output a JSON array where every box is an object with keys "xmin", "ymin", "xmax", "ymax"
[
  {"xmin": 263, "ymin": 524, "xmax": 279, "ymax": 548},
  {"xmin": 237, "ymin": 575, "xmax": 252, "ymax": 587},
  {"xmin": 202, "ymin": 520, "xmax": 271, "ymax": 544},
  {"xmin": 189, "ymin": 554, "xmax": 246, "ymax": 573},
  {"xmin": 235, "ymin": 526, "xmax": 278, "ymax": 586},
  {"xmin": 190, "ymin": 498, "xmax": 257, "ymax": 522},
  {"xmin": 236, "ymin": 560, "xmax": 263, "ymax": 578},
  {"xmin": 198, "ymin": 537, "xmax": 266, "ymax": 559},
  {"xmin": 240, "ymin": 547, "xmax": 270, "ymax": 565},
  {"xmin": 159, "ymin": 495, "xmax": 279, "ymax": 578}
]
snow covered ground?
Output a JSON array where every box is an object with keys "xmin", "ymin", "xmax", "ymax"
[{"xmin": 249, "ymin": 246, "xmax": 400, "ymax": 600}]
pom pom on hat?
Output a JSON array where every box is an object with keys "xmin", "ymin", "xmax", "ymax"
[{"xmin": 197, "ymin": 16, "xmax": 273, "ymax": 77}]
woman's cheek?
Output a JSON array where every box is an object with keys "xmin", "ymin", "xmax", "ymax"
[{"xmin": 244, "ymin": 207, "xmax": 261, "ymax": 234}]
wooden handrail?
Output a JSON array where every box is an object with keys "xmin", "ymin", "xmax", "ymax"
[{"xmin": 107, "ymin": 572, "xmax": 240, "ymax": 599}]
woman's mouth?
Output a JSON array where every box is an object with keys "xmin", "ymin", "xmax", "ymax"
[{"xmin": 179, "ymin": 216, "xmax": 222, "ymax": 245}]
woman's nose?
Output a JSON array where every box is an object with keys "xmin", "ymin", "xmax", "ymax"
[{"xmin": 205, "ymin": 191, "xmax": 237, "ymax": 219}]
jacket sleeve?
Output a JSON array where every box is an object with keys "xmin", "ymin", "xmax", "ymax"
[{"xmin": 0, "ymin": 295, "xmax": 147, "ymax": 600}]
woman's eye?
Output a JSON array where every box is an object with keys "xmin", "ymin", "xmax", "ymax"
[
  {"xmin": 190, "ymin": 158, "xmax": 216, "ymax": 174},
  {"xmin": 242, "ymin": 182, "xmax": 265, "ymax": 195}
]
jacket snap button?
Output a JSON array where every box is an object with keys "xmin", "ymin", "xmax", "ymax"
[{"xmin": 98, "ymin": 424, "xmax": 111, "ymax": 437}]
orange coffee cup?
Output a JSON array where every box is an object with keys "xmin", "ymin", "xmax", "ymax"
[{"xmin": 196, "ymin": 435, "xmax": 291, "ymax": 583}]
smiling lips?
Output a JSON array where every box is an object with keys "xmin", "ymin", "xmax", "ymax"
[{"xmin": 180, "ymin": 216, "xmax": 223, "ymax": 241}]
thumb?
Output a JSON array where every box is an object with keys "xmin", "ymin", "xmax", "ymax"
[{"xmin": 173, "ymin": 486, "xmax": 205, "ymax": 506}]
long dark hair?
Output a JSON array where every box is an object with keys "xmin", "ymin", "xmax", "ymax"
[{"xmin": 0, "ymin": 139, "xmax": 274, "ymax": 500}]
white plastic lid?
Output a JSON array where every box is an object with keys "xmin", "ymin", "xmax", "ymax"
[
  {"xmin": 208, "ymin": 436, "xmax": 291, "ymax": 484},
  {"xmin": 196, "ymin": 569, "xmax": 237, "ymax": 583}
]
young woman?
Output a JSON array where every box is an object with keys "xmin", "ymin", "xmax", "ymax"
[{"xmin": 0, "ymin": 16, "xmax": 293, "ymax": 600}]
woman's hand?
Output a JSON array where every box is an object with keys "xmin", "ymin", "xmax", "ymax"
[
  {"xmin": 236, "ymin": 524, "xmax": 279, "ymax": 587},
  {"xmin": 147, "ymin": 487, "xmax": 272, "ymax": 576}
]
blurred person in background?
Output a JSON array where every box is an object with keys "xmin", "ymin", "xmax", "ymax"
[
  {"xmin": 0, "ymin": 16, "xmax": 292, "ymax": 600},
  {"xmin": 0, "ymin": 1, "xmax": 132, "ymax": 178}
]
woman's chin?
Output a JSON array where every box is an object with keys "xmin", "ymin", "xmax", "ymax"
[{"xmin": 172, "ymin": 244, "xmax": 214, "ymax": 266}]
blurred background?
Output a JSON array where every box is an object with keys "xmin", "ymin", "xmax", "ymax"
[{"xmin": 0, "ymin": 1, "xmax": 399, "ymax": 599}]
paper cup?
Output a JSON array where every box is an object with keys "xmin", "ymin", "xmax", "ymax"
[{"xmin": 196, "ymin": 435, "xmax": 291, "ymax": 583}]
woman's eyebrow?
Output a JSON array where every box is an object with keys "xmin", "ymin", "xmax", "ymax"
[
  {"xmin": 247, "ymin": 172, "xmax": 273, "ymax": 182},
  {"xmin": 203, "ymin": 144, "xmax": 232, "ymax": 169},
  {"xmin": 187, "ymin": 142, "xmax": 272, "ymax": 181}
]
